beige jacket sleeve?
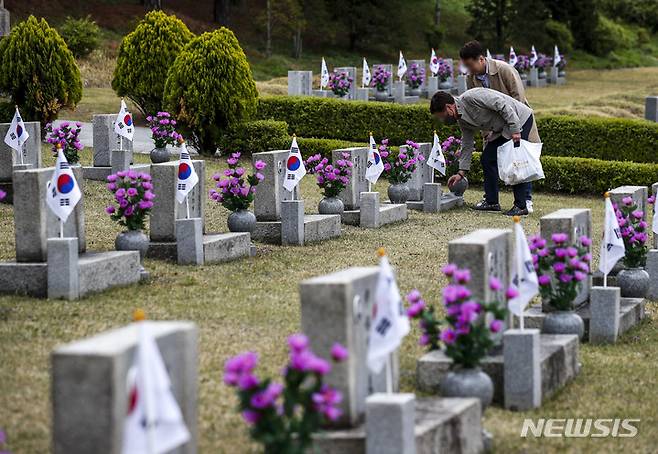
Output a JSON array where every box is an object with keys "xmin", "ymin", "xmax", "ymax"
[{"xmin": 499, "ymin": 64, "xmax": 527, "ymax": 104}]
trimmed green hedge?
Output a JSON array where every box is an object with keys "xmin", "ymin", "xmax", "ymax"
[
  {"xmin": 256, "ymin": 136, "xmax": 657, "ymax": 196},
  {"xmin": 219, "ymin": 119, "xmax": 289, "ymax": 155},
  {"xmin": 256, "ymin": 96, "xmax": 658, "ymax": 164}
]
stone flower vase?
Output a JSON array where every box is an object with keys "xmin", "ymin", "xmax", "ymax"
[
  {"xmin": 439, "ymin": 367, "xmax": 494, "ymax": 410},
  {"xmin": 542, "ymin": 310, "xmax": 584, "ymax": 340},
  {"xmin": 115, "ymin": 229, "xmax": 149, "ymax": 276},
  {"xmin": 227, "ymin": 209, "xmax": 257, "ymax": 233},
  {"xmin": 439, "ymin": 79, "xmax": 452, "ymax": 90},
  {"xmin": 407, "ymin": 86, "xmax": 422, "ymax": 97},
  {"xmin": 388, "ymin": 183, "xmax": 410, "ymax": 204},
  {"xmin": 450, "ymin": 176, "xmax": 469, "ymax": 197},
  {"xmin": 375, "ymin": 89, "xmax": 388, "ymax": 101},
  {"xmin": 318, "ymin": 196, "xmax": 344, "ymax": 215},
  {"xmin": 150, "ymin": 146, "xmax": 170, "ymax": 164},
  {"xmin": 617, "ymin": 268, "xmax": 650, "ymax": 298}
]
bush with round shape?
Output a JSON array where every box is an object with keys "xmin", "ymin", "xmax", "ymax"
[
  {"xmin": 164, "ymin": 28, "xmax": 258, "ymax": 156},
  {"xmin": 0, "ymin": 16, "xmax": 82, "ymax": 125},
  {"xmin": 112, "ymin": 11, "xmax": 193, "ymax": 117},
  {"xmin": 59, "ymin": 16, "xmax": 101, "ymax": 59}
]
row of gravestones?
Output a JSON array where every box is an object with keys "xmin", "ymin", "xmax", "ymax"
[
  {"xmin": 0, "ymin": 113, "xmax": 143, "ymax": 203},
  {"xmin": 0, "ymin": 157, "xmax": 254, "ymax": 299},
  {"xmin": 50, "ymin": 267, "xmax": 484, "ymax": 454},
  {"xmin": 419, "ymin": 184, "xmax": 658, "ymax": 410},
  {"xmin": 249, "ymin": 142, "xmax": 463, "ymax": 245},
  {"xmin": 0, "ymin": 133, "xmax": 460, "ymax": 299},
  {"xmin": 42, "ymin": 183, "xmax": 658, "ymax": 452},
  {"xmin": 289, "ymin": 59, "xmax": 467, "ymax": 105}
]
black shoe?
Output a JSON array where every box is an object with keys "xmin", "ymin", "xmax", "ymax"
[
  {"xmin": 504, "ymin": 205, "xmax": 529, "ymax": 216},
  {"xmin": 473, "ymin": 200, "xmax": 501, "ymax": 212}
]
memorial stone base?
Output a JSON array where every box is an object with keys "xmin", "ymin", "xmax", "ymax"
[
  {"xmin": 416, "ymin": 334, "xmax": 580, "ymax": 406},
  {"xmin": 406, "ymin": 192, "xmax": 464, "ymax": 212},
  {"xmin": 312, "ymin": 397, "xmax": 483, "ymax": 454},
  {"xmin": 251, "ymin": 214, "xmax": 341, "ymax": 245},
  {"xmin": 341, "ymin": 204, "xmax": 408, "ymax": 227},
  {"xmin": 523, "ymin": 298, "xmax": 646, "ymax": 341},
  {"xmin": 0, "ymin": 250, "xmax": 141, "ymax": 299},
  {"xmin": 147, "ymin": 232, "xmax": 251, "ymax": 262}
]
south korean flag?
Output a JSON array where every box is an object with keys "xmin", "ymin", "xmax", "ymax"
[
  {"xmin": 4, "ymin": 106, "xmax": 29, "ymax": 156},
  {"xmin": 429, "ymin": 48, "xmax": 440, "ymax": 76},
  {"xmin": 114, "ymin": 99, "xmax": 134, "ymax": 142},
  {"xmin": 365, "ymin": 134, "xmax": 384, "ymax": 185},
  {"xmin": 509, "ymin": 46, "xmax": 518, "ymax": 67},
  {"xmin": 362, "ymin": 57, "xmax": 372, "ymax": 87},
  {"xmin": 427, "ymin": 131, "xmax": 446, "ymax": 176},
  {"xmin": 320, "ymin": 58, "xmax": 330, "ymax": 89},
  {"xmin": 283, "ymin": 135, "xmax": 306, "ymax": 192},
  {"xmin": 530, "ymin": 45, "xmax": 538, "ymax": 67},
  {"xmin": 397, "ymin": 51, "xmax": 407, "ymax": 79},
  {"xmin": 175, "ymin": 141, "xmax": 199, "ymax": 204},
  {"xmin": 46, "ymin": 146, "xmax": 82, "ymax": 223}
]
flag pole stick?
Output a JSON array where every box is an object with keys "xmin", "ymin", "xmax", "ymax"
[
  {"xmin": 19, "ymin": 145, "xmax": 24, "ymax": 165},
  {"xmin": 185, "ymin": 195, "xmax": 190, "ymax": 219},
  {"xmin": 59, "ymin": 219, "xmax": 64, "ymax": 239},
  {"xmin": 368, "ymin": 181, "xmax": 372, "ymax": 193},
  {"xmin": 385, "ymin": 356, "xmax": 393, "ymax": 394}
]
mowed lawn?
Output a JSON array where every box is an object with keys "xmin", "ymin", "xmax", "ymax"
[
  {"xmin": 0, "ymin": 148, "xmax": 657, "ymax": 453},
  {"xmin": 64, "ymin": 67, "xmax": 658, "ymax": 123}
]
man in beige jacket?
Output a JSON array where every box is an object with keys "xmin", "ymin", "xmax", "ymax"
[
  {"xmin": 460, "ymin": 40, "xmax": 540, "ymax": 212},
  {"xmin": 430, "ymin": 88, "xmax": 538, "ymax": 216}
]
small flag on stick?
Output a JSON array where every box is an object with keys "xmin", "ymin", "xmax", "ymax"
[
  {"xmin": 367, "ymin": 248, "xmax": 410, "ymax": 375},
  {"xmin": 4, "ymin": 106, "xmax": 29, "ymax": 164},
  {"xmin": 122, "ymin": 310, "xmax": 191, "ymax": 454},
  {"xmin": 508, "ymin": 216, "xmax": 539, "ymax": 329},
  {"xmin": 175, "ymin": 138, "xmax": 199, "ymax": 205},
  {"xmin": 427, "ymin": 131, "xmax": 446, "ymax": 177},
  {"xmin": 46, "ymin": 144, "xmax": 82, "ymax": 227},
  {"xmin": 365, "ymin": 133, "xmax": 384, "ymax": 185},
  {"xmin": 114, "ymin": 99, "xmax": 134, "ymax": 144},
  {"xmin": 283, "ymin": 135, "xmax": 306, "ymax": 193},
  {"xmin": 599, "ymin": 193, "xmax": 626, "ymax": 285}
]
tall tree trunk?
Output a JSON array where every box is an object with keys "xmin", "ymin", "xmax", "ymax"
[
  {"xmin": 214, "ymin": 0, "xmax": 231, "ymax": 25},
  {"xmin": 265, "ymin": 0, "xmax": 272, "ymax": 57},
  {"xmin": 292, "ymin": 27, "xmax": 302, "ymax": 59},
  {"xmin": 144, "ymin": 0, "xmax": 161, "ymax": 10},
  {"xmin": 434, "ymin": 0, "xmax": 441, "ymax": 26}
]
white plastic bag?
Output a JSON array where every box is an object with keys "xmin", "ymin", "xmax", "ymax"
[{"xmin": 496, "ymin": 139, "xmax": 545, "ymax": 185}]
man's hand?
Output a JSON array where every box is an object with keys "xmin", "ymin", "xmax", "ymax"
[
  {"xmin": 511, "ymin": 132, "xmax": 521, "ymax": 143},
  {"xmin": 447, "ymin": 173, "xmax": 463, "ymax": 189}
]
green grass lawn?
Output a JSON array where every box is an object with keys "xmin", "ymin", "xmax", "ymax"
[{"xmin": 0, "ymin": 148, "xmax": 657, "ymax": 453}]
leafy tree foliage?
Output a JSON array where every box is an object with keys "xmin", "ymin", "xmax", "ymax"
[
  {"xmin": 112, "ymin": 11, "xmax": 193, "ymax": 116},
  {"xmin": 164, "ymin": 28, "xmax": 258, "ymax": 155},
  {"xmin": 0, "ymin": 16, "xmax": 82, "ymax": 124}
]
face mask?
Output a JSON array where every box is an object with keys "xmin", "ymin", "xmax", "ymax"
[{"xmin": 444, "ymin": 115, "xmax": 457, "ymax": 125}]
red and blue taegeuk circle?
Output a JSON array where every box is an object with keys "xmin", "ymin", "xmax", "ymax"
[
  {"xmin": 16, "ymin": 125, "xmax": 23, "ymax": 137},
  {"xmin": 373, "ymin": 152, "xmax": 381, "ymax": 164},
  {"xmin": 57, "ymin": 174, "xmax": 74, "ymax": 194},
  {"xmin": 178, "ymin": 163, "xmax": 192, "ymax": 179},
  {"xmin": 124, "ymin": 114, "xmax": 133, "ymax": 126},
  {"xmin": 287, "ymin": 155, "xmax": 301, "ymax": 171}
]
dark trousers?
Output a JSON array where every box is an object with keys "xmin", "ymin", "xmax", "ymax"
[{"xmin": 481, "ymin": 115, "xmax": 534, "ymax": 209}]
